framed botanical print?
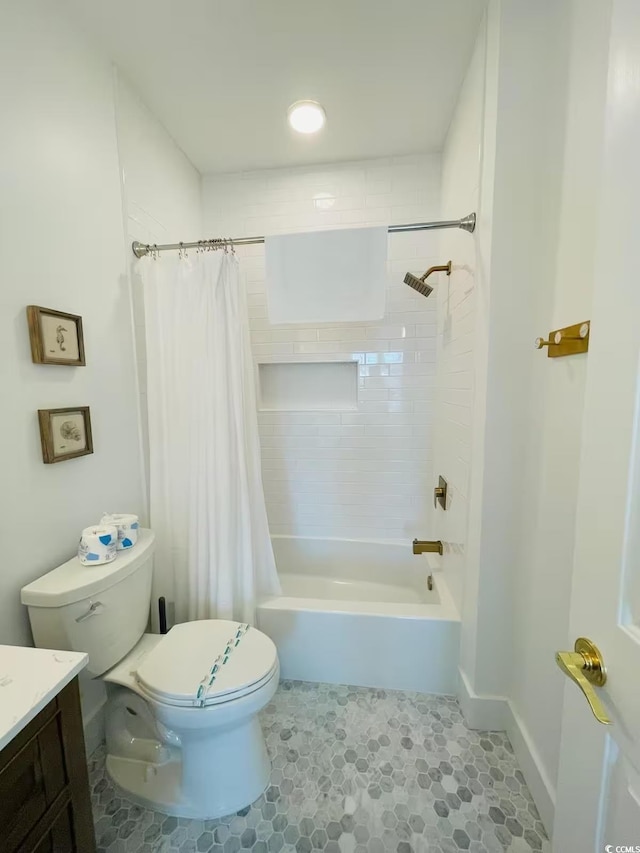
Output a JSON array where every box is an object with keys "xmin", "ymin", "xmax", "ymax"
[
  {"xmin": 27, "ymin": 305, "xmax": 86, "ymax": 366},
  {"xmin": 38, "ymin": 407, "xmax": 93, "ymax": 463}
]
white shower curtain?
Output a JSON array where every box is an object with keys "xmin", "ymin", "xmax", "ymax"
[{"xmin": 141, "ymin": 250, "xmax": 280, "ymax": 625}]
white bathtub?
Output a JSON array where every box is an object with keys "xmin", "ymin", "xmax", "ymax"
[{"xmin": 256, "ymin": 536, "xmax": 460, "ymax": 695}]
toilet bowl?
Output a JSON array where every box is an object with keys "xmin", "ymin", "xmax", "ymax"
[
  {"xmin": 20, "ymin": 529, "xmax": 281, "ymax": 819},
  {"xmin": 103, "ymin": 620, "xmax": 279, "ymax": 818}
]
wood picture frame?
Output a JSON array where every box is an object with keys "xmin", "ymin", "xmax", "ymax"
[
  {"xmin": 27, "ymin": 305, "xmax": 86, "ymax": 366},
  {"xmin": 38, "ymin": 407, "xmax": 93, "ymax": 464}
]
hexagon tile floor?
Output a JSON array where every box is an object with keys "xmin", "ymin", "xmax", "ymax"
[{"xmin": 90, "ymin": 680, "xmax": 550, "ymax": 853}]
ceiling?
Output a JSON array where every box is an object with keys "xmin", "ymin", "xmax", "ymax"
[{"xmin": 66, "ymin": 0, "xmax": 486, "ymax": 174}]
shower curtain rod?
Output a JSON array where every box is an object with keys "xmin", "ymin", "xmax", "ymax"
[{"xmin": 131, "ymin": 212, "xmax": 476, "ymax": 258}]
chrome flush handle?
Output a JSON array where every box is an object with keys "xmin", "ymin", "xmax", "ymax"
[{"xmin": 75, "ymin": 600, "xmax": 104, "ymax": 623}]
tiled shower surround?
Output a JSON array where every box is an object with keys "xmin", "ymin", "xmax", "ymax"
[
  {"xmin": 90, "ymin": 681, "xmax": 549, "ymax": 853},
  {"xmin": 202, "ymin": 156, "xmax": 443, "ymax": 542}
]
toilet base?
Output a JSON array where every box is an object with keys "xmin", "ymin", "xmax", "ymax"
[
  {"xmin": 107, "ymin": 754, "xmax": 185, "ymax": 816},
  {"xmin": 105, "ymin": 713, "xmax": 272, "ymax": 819},
  {"xmin": 106, "ymin": 741, "xmax": 271, "ymax": 819}
]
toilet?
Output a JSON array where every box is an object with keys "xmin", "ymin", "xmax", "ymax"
[{"xmin": 20, "ymin": 529, "xmax": 280, "ymax": 819}]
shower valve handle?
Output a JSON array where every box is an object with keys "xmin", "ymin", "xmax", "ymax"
[{"xmin": 433, "ymin": 476, "xmax": 448, "ymax": 510}]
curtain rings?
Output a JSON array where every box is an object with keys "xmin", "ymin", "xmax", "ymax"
[{"xmin": 193, "ymin": 238, "xmax": 235, "ymax": 254}]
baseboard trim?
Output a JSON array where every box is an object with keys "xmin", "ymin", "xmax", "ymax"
[
  {"xmin": 83, "ymin": 696, "xmax": 106, "ymax": 758},
  {"xmin": 457, "ymin": 668, "xmax": 555, "ymax": 835},
  {"xmin": 457, "ymin": 668, "xmax": 508, "ymax": 730},
  {"xmin": 503, "ymin": 701, "xmax": 555, "ymax": 835}
]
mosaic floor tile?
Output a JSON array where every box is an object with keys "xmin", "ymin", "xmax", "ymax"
[{"xmin": 89, "ymin": 681, "xmax": 550, "ymax": 853}]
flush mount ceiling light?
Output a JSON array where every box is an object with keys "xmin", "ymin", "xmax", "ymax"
[{"xmin": 287, "ymin": 100, "xmax": 326, "ymax": 134}]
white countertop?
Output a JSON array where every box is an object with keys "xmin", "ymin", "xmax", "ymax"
[{"xmin": 0, "ymin": 645, "xmax": 88, "ymax": 752}]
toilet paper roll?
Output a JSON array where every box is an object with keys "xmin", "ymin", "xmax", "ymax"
[
  {"xmin": 100, "ymin": 513, "xmax": 139, "ymax": 550},
  {"xmin": 78, "ymin": 525, "xmax": 118, "ymax": 566}
]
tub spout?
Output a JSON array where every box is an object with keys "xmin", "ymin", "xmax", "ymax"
[{"xmin": 412, "ymin": 538, "xmax": 443, "ymax": 556}]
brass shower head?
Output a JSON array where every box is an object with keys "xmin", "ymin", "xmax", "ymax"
[
  {"xmin": 403, "ymin": 261, "xmax": 452, "ymax": 298},
  {"xmin": 404, "ymin": 271, "xmax": 434, "ymax": 297}
]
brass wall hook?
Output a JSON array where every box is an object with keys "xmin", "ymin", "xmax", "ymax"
[
  {"xmin": 534, "ymin": 336, "xmax": 555, "ymax": 350},
  {"xmin": 553, "ymin": 323, "xmax": 590, "ymax": 345},
  {"xmin": 535, "ymin": 321, "xmax": 590, "ymax": 358}
]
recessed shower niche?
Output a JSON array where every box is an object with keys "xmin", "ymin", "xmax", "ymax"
[{"xmin": 257, "ymin": 361, "xmax": 359, "ymax": 412}]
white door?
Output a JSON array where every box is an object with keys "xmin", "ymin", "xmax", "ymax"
[{"xmin": 553, "ymin": 0, "xmax": 640, "ymax": 849}]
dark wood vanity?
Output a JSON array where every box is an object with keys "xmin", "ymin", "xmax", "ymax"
[{"xmin": 0, "ymin": 677, "xmax": 96, "ymax": 853}]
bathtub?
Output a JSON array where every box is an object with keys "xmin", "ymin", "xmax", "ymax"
[{"xmin": 256, "ymin": 536, "xmax": 460, "ymax": 695}]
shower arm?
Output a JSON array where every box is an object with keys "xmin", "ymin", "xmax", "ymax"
[
  {"xmin": 420, "ymin": 262, "xmax": 452, "ymax": 283},
  {"xmin": 131, "ymin": 213, "xmax": 476, "ymax": 258}
]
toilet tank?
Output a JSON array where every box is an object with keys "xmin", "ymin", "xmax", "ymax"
[{"xmin": 21, "ymin": 529, "xmax": 155, "ymax": 678}]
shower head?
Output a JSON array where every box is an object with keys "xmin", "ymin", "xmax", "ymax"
[
  {"xmin": 403, "ymin": 261, "xmax": 452, "ymax": 298},
  {"xmin": 404, "ymin": 271, "xmax": 434, "ymax": 297}
]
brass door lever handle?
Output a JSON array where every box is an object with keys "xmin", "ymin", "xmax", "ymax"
[{"xmin": 555, "ymin": 637, "xmax": 610, "ymax": 725}]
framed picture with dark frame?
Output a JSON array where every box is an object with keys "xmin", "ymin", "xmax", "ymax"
[
  {"xmin": 38, "ymin": 407, "xmax": 93, "ymax": 464},
  {"xmin": 27, "ymin": 305, "xmax": 86, "ymax": 366}
]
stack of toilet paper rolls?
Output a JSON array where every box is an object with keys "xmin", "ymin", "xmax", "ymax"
[
  {"xmin": 77, "ymin": 513, "xmax": 139, "ymax": 566},
  {"xmin": 100, "ymin": 513, "xmax": 140, "ymax": 550},
  {"xmin": 78, "ymin": 525, "xmax": 118, "ymax": 565}
]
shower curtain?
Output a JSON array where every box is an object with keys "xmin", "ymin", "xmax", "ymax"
[{"xmin": 141, "ymin": 249, "xmax": 280, "ymax": 625}]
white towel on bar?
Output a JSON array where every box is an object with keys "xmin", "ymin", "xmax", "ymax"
[{"xmin": 264, "ymin": 226, "xmax": 388, "ymax": 324}]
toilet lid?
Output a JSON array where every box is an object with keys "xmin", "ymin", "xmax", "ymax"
[{"xmin": 135, "ymin": 620, "xmax": 278, "ymax": 707}]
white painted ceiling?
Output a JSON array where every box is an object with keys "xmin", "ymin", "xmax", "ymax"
[{"xmin": 67, "ymin": 0, "xmax": 486, "ymax": 174}]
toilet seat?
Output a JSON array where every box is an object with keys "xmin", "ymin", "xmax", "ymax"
[{"xmin": 135, "ymin": 620, "xmax": 278, "ymax": 708}]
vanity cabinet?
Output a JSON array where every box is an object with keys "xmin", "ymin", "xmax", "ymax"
[{"xmin": 0, "ymin": 677, "xmax": 96, "ymax": 853}]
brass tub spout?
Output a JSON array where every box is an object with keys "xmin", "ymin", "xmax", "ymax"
[{"xmin": 412, "ymin": 539, "xmax": 443, "ymax": 556}]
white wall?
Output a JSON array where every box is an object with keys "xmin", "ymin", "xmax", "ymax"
[
  {"xmin": 458, "ymin": 0, "xmax": 611, "ymax": 832},
  {"xmin": 203, "ymin": 157, "xmax": 441, "ymax": 541},
  {"xmin": 507, "ymin": 0, "xmax": 610, "ymax": 818},
  {"xmin": 433, "ymin": 22, "xmax": 486, "ymax": 613},
  {"xmin": 0, "ymin": 1, "xmax": 203, "ymax": 753},
  {"xmin": 0, "ymin": 1, "xmax": 145, "ymax": 649}
]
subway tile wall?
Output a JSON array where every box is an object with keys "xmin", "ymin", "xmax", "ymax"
[{"xmin": 203, "ymin": 155, "xmax": 442, "ymax": 541}]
